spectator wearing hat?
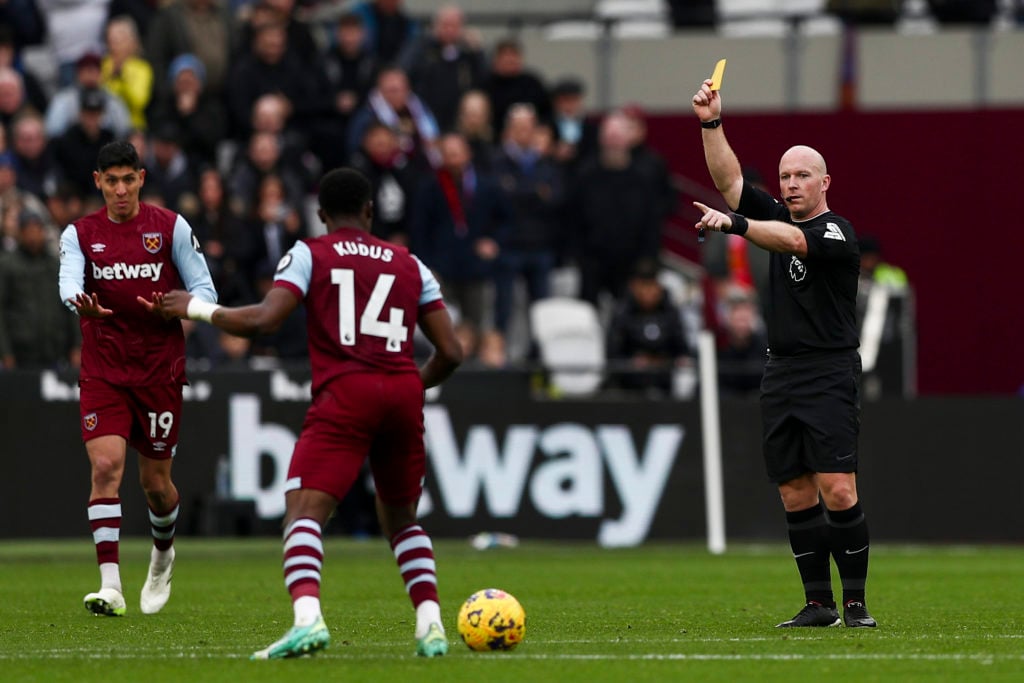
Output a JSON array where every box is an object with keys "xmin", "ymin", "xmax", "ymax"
[
  {"xmin": 0, "ymin": 208, "xmax": 80, "ymax": 369},
  {"xmin": 149, "ymin": 53, "xmax": 226, "ymax": 169},
  {"xmin": 51, "ymin": 87, "xmax": 117, "ymax": 199},
  {"xmin": 44, "ymin": 51, "xmax": 132, "ymax": 138},
  {"xmin": 101, "ymin": 15, "xmax": 154, "ymax": 131},
  {"xmin": 606, "ymin": 258, "xmax": 691, "ymax": 396}
]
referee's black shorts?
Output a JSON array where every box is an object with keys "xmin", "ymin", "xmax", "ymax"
[{"xmin": 759, "ymin": 349, "xmax": 861, "ymax": 484}]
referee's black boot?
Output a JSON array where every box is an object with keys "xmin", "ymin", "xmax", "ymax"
[
  {"xmin": 776, "ymin": 601, "xmax": 841, "ymax": 627},
  {"xmin": 843, "ymin": 600, "xmax": 877, "ymax": 628}
]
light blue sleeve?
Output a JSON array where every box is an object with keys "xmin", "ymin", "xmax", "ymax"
[
  {"xmin": 172, "ymin": 214, "xmax": 219, "ymax": 303},
  {"xmin": 58, "ymin": 224, "xmax": 85, "ymax": 311},
  {"xmin": 414, "ymin": 255, "xmax": 442, "ymax": 306},
  {"xmin": 273, "ymin": 241, "xmax": 313, "ymax": 296}
]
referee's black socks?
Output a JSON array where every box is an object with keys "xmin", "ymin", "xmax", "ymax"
[
  {"xmin": 827, "ymin": 502, "xmax": 870, "ymax": 605},
  {"xmin": 785, "ymin": 504, "xmax": 834, "ymax": 607}
]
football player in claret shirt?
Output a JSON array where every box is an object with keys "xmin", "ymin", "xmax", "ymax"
[
  {"xmin": 142, "ymin": 167, "xmax": 463, "ymax": 659},
  {"xmin": 58, "ymin": 140, "xmax": 218, "ymax": 617}
]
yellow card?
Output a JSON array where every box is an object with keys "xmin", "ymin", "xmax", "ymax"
[{"xmin": 710, "ymin": 58, "xmax": 727, "ymax": 91}]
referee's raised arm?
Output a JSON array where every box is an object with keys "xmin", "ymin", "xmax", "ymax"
[{"xmin": 691, "ymin": 78, "xmax": 743, "ymax": 210}]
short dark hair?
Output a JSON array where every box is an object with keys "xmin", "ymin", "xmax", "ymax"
[
  {"xmin": 318, "ymin": 168, "xmax": 372, "ymax": 219},
  {"xmin": 96, "ymin": 140, "xmax": 141, "ymax": 172},
  {"xmin": 494, "ymin": 37, "xmax": 522, "ymax": 55}
]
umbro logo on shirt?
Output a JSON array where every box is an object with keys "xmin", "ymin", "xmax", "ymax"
[
  {"xmin": 91, "ymin": 243, "xmax": 106, "ymax": 252},
  {"xmin": 823, "ymin": 223, "xmax": 846, "ymax": 241}
]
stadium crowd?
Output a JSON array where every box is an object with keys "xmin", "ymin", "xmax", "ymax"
[{"xmin": 0, "ymin": 0, "xmax": 770, "ymax": 394}]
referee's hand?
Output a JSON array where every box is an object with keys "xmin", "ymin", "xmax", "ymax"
[
  {"xmin": 693, "ymin": 201, "xmax": 733, "ymax": 233},
  {"xmin": 692, "ymin": 79, "xmax": 722, "ymax": 121}
]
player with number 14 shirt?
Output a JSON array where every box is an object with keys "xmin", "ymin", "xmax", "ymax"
[{"xmin": 142, "ymin": 168, "xmax": 463, "ymax": 660}]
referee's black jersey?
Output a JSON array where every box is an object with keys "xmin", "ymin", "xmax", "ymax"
[{"xmin": 736, "ymin": 181, "xmax": 860, "ymax": 356}]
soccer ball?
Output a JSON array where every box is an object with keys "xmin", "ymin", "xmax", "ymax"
[{"xmin": 456, "ymin": 588, "xmax": 526, "ymax": 651}]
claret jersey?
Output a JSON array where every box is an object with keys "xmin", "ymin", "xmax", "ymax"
[
  {"xmin": 59, "ymin": 203, "xmax": 218, "ymax": 385},
  {"xmin": 273, "ymin": 226, "xmax": 445, "ymax": 397}
]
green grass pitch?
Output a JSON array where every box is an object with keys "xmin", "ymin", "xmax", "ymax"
[{"xmin": 1, "ymin": 538, "xmax": 1022, "ymax": 682}]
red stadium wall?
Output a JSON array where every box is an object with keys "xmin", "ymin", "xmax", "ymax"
[{"xmin": 647, "ymin": 109, "xmax": 1024, "ymax": 395}]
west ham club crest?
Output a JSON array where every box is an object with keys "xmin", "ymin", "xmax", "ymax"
[
  {"xmin": 83, "ymin": 413, "xmax": 98, "ymax": 431},
  {"xmin": 143, "ymin": 232, "xmax": 163, "ymax": 254}
]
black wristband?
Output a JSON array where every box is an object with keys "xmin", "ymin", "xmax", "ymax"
[
  {"xmin": 726, "ymin": 213, "xmax": 749, "ymax": 236},
  {"xmin": 701, "ymin": 119, "xmax": 722, "ymax": 129}
]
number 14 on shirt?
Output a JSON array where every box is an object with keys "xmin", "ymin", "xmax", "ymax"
[{"xmin": 331, "ymin": 268, "xmax": 409, "ymax": 352}]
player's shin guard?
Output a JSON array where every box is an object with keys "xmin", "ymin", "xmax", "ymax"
[
  {"xmin": 283, "ymin": 518, "xmax": 324, "ymax": 627},
  {"xmin": 786, "ymin": 504, "xmax": 834, "ymax": 606},
  {"xmin": 88, "ymin": 497, "xmax": 122, "ymax": 590},
  {"xmin": 827, "ymin": 502, "xmax": 870, "ymax": 605}
]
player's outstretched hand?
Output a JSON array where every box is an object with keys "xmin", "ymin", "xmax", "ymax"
[
  {"xmin": 137, "ymin": 290, "xmax": 192, "ymax": 320},
  {"xmin": 693, "ymin": 201, "xmax": 734, "ymax": 233},
  {"xmin": 71, "ymin": 292, "xmax": 113, "ymax": 318},
  {"xmin": 692, "ymin": 79, "xmax": 721, "ymax": 122}
]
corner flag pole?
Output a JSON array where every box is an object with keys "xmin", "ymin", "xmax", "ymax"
[{"xmin": 697, "ymin": 330, "xmax": 726, "ymax": 554}]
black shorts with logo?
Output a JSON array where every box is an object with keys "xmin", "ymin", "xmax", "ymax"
[{"xmin": 759, "ymin": 349, "xmax": 861, "ymax": 484}]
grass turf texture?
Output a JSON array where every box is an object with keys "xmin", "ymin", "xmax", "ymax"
[{"xmin": 1, "ymin": 539, "xmax": 1021, "ymax": 682}]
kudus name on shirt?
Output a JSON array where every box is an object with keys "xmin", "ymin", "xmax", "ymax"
[
  {"xmin": 91, "ymin": 261, "xmax": 164, "ymax": 281},
  {"xmin": 333, "ymin": 241, "xmax": 394, "ymax": 261}
]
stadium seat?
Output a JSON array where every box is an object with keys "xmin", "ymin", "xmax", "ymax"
[{"xmin": 529, "ymin": 297, "xmax": 606, "ymax": 396}]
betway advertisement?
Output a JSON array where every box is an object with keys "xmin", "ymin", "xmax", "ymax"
[
  {"xmin": 224, "ymin": 372, "xmax": 704, "ymax": 547},
  {"xmin": 0, "ymin": 369, "xmax": 705, "ymax": 545},
  {"xmin": 4, "ymin": 370, "xmax": 1021, "ymax": 542}
]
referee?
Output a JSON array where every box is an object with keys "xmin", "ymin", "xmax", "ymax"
[{"xmin": 691, "ymin": 78, "xmax": 876, "ymax": 628}]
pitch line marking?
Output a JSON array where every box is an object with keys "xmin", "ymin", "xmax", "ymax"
[{"xmin": 3, "ymin": 652, "xmax": 1024, "ymax": 662}]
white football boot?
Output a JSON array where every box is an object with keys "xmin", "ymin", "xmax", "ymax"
[
  {"xmin": 140, "ymin": 546, "xmax": 175, "ymax": 614},
  {"xmin": 84, "ymin": 587, "xmax": 126, "ymax": 616}
]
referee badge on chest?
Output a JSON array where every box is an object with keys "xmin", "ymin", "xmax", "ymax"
[
  {"xmin": 143, "ymin": 232, "xmax": 163, "ymax": 254},
  {"xmin": 789, "ymin": 256, "xmax": 807, "ymax": 282}
]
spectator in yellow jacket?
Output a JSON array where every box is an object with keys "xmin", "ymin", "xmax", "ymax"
[{"xmin": 101, "ymin": 15, "xmax": 153, "ymax": 131}]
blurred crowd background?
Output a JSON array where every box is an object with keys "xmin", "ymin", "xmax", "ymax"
[{"xmin": 3, "ymin": 0, "xmax": 1005, "ymax": 395}]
